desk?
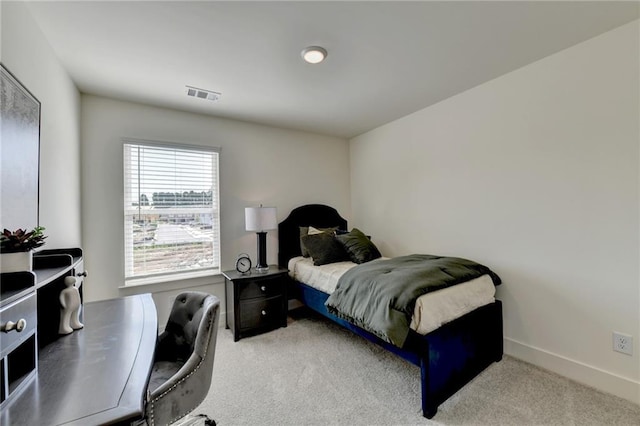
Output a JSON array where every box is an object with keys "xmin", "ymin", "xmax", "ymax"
[{"xmin": 0, "ymin": 294, "xmax": 157, "ymax": 425}]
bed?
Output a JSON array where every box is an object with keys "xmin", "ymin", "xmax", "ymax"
[{"xmin": 278, "ymin": 204, "xmax": 503, "ymax": 419}]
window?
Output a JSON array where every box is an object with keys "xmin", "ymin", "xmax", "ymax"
[{"xmin": 123, "ymin": 139, "xmax": 220, "ymax": 284}]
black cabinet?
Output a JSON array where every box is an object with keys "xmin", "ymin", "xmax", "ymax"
[
  {"xmin": 223, "ymin": 266, "xmax": 288, "ymax": 341},
  {"xmin": 0, "ymin": 290, "xmax": 37, "ymax": 406}
]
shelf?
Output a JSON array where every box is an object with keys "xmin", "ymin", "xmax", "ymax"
[
  {"xmin": 33, "ymin": 249, "xmax": 83, "ymax": 290},
  {"xmin": 1, "ymin": 251, "xmax": 83, "ymax": 308},
  {"xmin": 0, "ymin": 272, "xmax": 36, "ymax": 308},
  {"xmin": 7, "ymin": 334, "xmax": 37, "ymax": 394}
]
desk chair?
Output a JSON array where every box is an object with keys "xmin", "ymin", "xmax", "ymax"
[{"xmin": 145, "ymin": 292, "xmax": 220, "ymax": 426}]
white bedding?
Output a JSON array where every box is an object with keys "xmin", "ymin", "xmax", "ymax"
[{"xmin": 288, "ymin": 256, "xmax": 495, "ymax": 335}]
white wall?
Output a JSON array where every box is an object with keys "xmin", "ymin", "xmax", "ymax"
[
  {"xmin": 81, "ymin": 95, "xmax": 350, "ymax": 323},
  {"xmin": 1, "ymin": 1, "xmax": 82, "ymax": 248},
  {"xmin": 350, "ymin": 21, "xmax": 640, "ymax": 403}
]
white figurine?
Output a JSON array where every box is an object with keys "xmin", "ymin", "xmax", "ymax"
[{"xmin": 59, "ymin": 276, "xmax": 84, "ymax": 334}]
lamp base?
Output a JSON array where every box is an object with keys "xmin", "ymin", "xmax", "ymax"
[{"xmin": 255, "ymin": 231, "xmax": 269, "ymax": 273}]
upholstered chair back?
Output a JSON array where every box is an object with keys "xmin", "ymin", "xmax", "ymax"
[{"xmin": 146, "ymin": 292, "xmax": 220, "ymax": 426}]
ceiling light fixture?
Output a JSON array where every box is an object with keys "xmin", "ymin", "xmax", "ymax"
[{"xmin": 301, "ymin": 46, "xmax": 327, "ymax": 64}]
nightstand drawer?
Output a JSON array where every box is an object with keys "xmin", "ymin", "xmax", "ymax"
[
  {"xmin": 237, "ymin": 277, "xmax": 283, "ymax": 300},
  {"xmin": 0, "ymin": 292, "xmax": 37, "ymax": 358},
  {"xmin": 239, "ymin": 296, "xmax": 284, "ymax": 330}
]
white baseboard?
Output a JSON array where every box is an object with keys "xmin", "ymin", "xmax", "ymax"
[{"xmin": 504, "ymin": 337, "xmax": 640, "ymax": 405}]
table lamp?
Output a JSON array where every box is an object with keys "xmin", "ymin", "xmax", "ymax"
[{"xmin": 245, "ymin": 205, "xmax": 277, "ymax": 272}]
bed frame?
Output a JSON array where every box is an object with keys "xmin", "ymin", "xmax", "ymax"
[{"xmin": 278, "ymin": 204, "xmax": 503, "ymax": 418}]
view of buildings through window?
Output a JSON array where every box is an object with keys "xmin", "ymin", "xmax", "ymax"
[{"xmin": 123, "ymin": 141, "xmax": 220, "ymax": 280}]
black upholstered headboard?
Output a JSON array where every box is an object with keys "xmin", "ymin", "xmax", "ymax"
[{"xmin": 278, "ymin": 204, "xmax": 347, "ymax": 268}]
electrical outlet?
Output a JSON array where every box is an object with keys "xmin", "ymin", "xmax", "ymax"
[{"xmin": 613, "ymin": 332, "xmax": 633, "ymax": 355}]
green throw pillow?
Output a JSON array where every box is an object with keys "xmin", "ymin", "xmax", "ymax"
[
  {"xmin": 299, "ymin": 226, "xmax": 338, "ymax": 257},
  {"xmin": 336, "ymin": 228, "xmax": 382, "ymax": 264},
  {"xmin": 301, "ymin": 232, "xmax": 349, "ymax": 265}
]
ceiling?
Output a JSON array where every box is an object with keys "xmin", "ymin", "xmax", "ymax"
[{"xmin": 26, "ymin": 1, "xmax": 639, "ymax": 139}]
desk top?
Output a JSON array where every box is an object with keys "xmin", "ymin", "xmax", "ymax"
[{"xmin": 0, "ymin": 294, "xmax": 157, "ymax": 425}]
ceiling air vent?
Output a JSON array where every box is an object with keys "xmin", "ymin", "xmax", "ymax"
[{"xmin": 185, "ymin": 85, "xmax": 221, "ymax": 102}]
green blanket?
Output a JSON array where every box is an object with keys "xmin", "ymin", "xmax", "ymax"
[{"xmin": 325, "ymin": 254, "xmax": 501, "ymax": 347}]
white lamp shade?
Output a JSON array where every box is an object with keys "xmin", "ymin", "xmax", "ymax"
[{"xmin": 245, "ymin": 206, "xmax": 277, "ymax": 232}]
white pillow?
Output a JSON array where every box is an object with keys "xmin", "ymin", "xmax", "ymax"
[{"xmin": 307, "ymin": 226, "xmax": 324, "ymax": 235}]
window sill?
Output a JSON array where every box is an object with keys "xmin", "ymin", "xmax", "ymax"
[{"xmin": 120, "ymin": 269, "xmax": 222, "ymax": 289}]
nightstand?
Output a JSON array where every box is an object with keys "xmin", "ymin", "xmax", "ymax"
[{"xmin": 223, "ymin": 266, "xmax": 289, "ymax": 341}]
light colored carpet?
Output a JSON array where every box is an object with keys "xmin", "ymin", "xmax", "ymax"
[{"xmin": 189, "ymin": 308, "xmax": 640, "ymax": 425}]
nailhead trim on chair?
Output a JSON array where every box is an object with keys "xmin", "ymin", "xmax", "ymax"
[{"xmin": 147, "ymin": 313, "xmax": 214, "ymax": 426}]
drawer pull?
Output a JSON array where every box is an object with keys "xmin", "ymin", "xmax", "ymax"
[
  {"xmin": 261, "ymin": 310, "xmax": 267, "ymax": 316},
  {"xmin": 260, "ymin": 286, "xmax": 267, "ymax": 292},
  {"xmin": 77, "ymin": 270, "xmax": 88, "ymax": 277},
  {"xmin": 1, "ymin": 319, "xmax": 27, "ymax": 333}
]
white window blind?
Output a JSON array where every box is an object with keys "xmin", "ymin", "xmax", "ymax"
[{"xmin": 123, "ymin": 140, "xmax": 220, "ymax": 283}]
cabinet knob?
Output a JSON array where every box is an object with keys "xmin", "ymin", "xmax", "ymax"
[
  {"xmin": 260, "ymin": 286, "xmax": 267, "ymax": 292},
  {"xmin": 1, "ymin": 318, "xmax": 26, "ymax": 333},
  {"xmin": 77, "ymin": 270, "xmax": 88, "ymax": 277},
  {"xmin": 261, "ymin": 310, "xmax": 267, "ymax": 316}
]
